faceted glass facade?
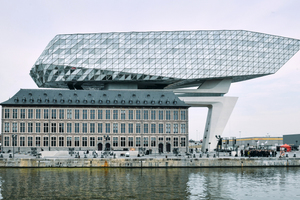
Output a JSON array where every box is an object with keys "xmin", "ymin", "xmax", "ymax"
[{"xmin": 30, "ymin": 30, "xmax": 300, "ymax": 89}]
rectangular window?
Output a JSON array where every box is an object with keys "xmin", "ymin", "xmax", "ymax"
[
  {"xmin": 181, "ymin": 110, "xmax": 186, "ymax": 120},
  {"xmin": 121, "ymin": 137, "xmax": 126, "ymax": 147},
  {"xmin": 151, "ymin": 124, "xmax": 156, "ymax": 134},
  {"xmin": 159, "ymin": 124, "xmax": 163, "ymax": 133},
  {"xmin": 20, "ymin": 109, "xmax": 25, "ymax": 119},
  {"xmin": 82, "ymin": 123, "xmax": 87, "ymax": 133},
  {"xmin": 144, "ymin": 110, "xmax": 148, "ymax": 120},
  {"xmin": 82, "ymin": 137, "xmax": 87, "ymax": 146},
  {"xmin": 136, "ymin": 123, "xmax": 141, "ymax": 134},
  {"xmin": 36, "ymin": 137, "xmax": 41, "ymax": 146},
  {"xmin": 20, "ymin": 123, "xmax": 25, "ymax": 133},
  {"xmin": 173, "ymin": 124, "xmax": 178, "ymax": 133},
  {"xmin": 67, "ymin": 137, "xmax": 72, "ymax": 146},
  {"xmin": 20, "ymin": 136, "xmax": 25, "ymax": 146},
  {"xmin": 174, "ymin": 137, "xmax": 178, "ymax": 147},
  {"xmin": 67, "ymin": 123, "xmax": 72, "ymax": 133},
  {"xmin": 4, "ymin": 137, "xmax": 9, "ymax": 146},
  {"xmin": 51, "ymin": 123, "xmax": 56, "ymax": 133},
  {"xmin": 121, "ymin": 110, "xmax": 125, "ymax": 120},
  {"xmin": 136, "ymin": 110, "xmax": 141, "ymax": 120},
  {"xmin": 13, "ymin": 109, "xmax": 18, "ymax": 119},
  {"xmin": 28, "ymin": 123, "xmax": 33, "ymax": 133},
  {"xmin": 98, "ymin": 123, "xmax": 103, "ymax": 133},
  {"xmin": 121, "ymin": 123, "xmax": 126, "ymax": 133},
  {"xmin": 82, "ymin": 110, "xmax": 87, "ymax": 119},
  {"xmin": 151, "ymin": 110, "xmax": 156, "ymax": 120},
  {"xmin": 181, "ymin": 138, "xmax": 186, "ymax": 147},
  {"xmin": 67, "ymin": 109, "xmax": 72, "ymax": 119},
  {"xmin": 128, "ymin": 137, "xmax": 133, "ymax": 147},
  {"xmin": 128, "ymin": 123, "xmax": 133, "ymax": 133},
  {"xmin": 59, "ymin": 137, "xmax": 64, "ymax": 147},
  {"xmin": 59, "ymin": 123, "xmax": 64, "ymax": 133},
  {"xmin": 90, "ymin": 123, "xmax": 95, "ymax": 133},
  {"xmin": 98, "ymin": 110, "xmax": 103, "ymax": 119},
  {"xmin": 106, "ymin": 110, "xmax": 110, "ymax": 120},
  {"xmin": 90, "ymin": 137, "xmax": 95, "ymax": 147},
  {"xmin": 43, "ymin": 123, "xmax": 48, "ymax": 133},
  {"xmin": 113, "ymin": 110, "xmax": 118, "ymax": 120},
  {"xmin": 75, "ymin": 137, "xmax": 79, "ymax": 146},
  {"xmin": 166, "ymin": 111, "xmax": 170, "ymax": 120},
  {"xmin": 75, "ymin": 110, "xmax": 80, "ymax": 119},
  {"xmin": 36, "ymin": 123, "xmax": 41, "ymax": 133},
  {"xmin": 113, "ymin": 137, "xmax": 118, "ymax": 147},
  {"xmin": 166, "ymin": 137, "xmax": 171, "ymax": 141},
  {"xmin": 144, "ymin": 124, "xmax": 148, "ymax": 134},
  {"xmin": 59, "ymin": 109, "xmax": 64, "ymax": 119},
  {"xmin": 151, "ymin": 137, "xmax": 156, "ymax": 147},
  {"xmin": 98, "ymin": 137, "xmax": 102, "ymax": 141},
  {"xmin": 90, "ymin": 110, "xmax": 95, "ymax": 119},
  {"xmin": 143, "ymin": 137, "xmax": 148, "ymax": 147},
  {"xmin": 159, "ymin": 137, "xmax": 163, "ymax": 141},
  {"xmin": 166, "ymin": 124, "xmax": 171, "ymax": 133},
  {"xmin": 12, "ymin": 122, "xmax": 18, "ymax": 133},
  {"xmin": 181, "ymin": 124, "xmax": 186, "ymax": 133},
  {"xmin": 5, "ymin": 122, "xmax": 9, "ymax": 132},
  {"xmin": 28, "ymin": 136, "xmax": 33, "ymax": 147},
  {"xmin": 174, "ymin": 111, "xmax": 178, "ymax": 120},
  {"xmin": 51, "ymin": 137, "xmax": 56, "ymax": 147},
  {"xmin": 75, "ymin": 123, "xmax": 80, "ymax": 133},
  {"xmin": 159, "ymin": 110, "xmax": 163, "ymax": 120},
  {"xmin": 136, "ymin": 137, "xmax": 141, "ymax": 147},
  {"xmin": 106, "ymin": 123, "xmax": 110, "ymax": 133},
  {"xmin": 44, "ymin": 109, "xmax": 48, "ymax": 119},
  {"xmin": 28, "ymin": 109, "xmax": 33, "ymax": 119},
  {"xmin": 36, "ymin": 109, "xmax": 41, "ymax": 119},
  {"xmin": 128, "ymin": 110, "xmax": 133, "ymax": 120},
  {"xmin": 113, "ymin": 123, "xmax": 118, "ymax": 133},
  {"xmin": 51, "ymin": 110, "xmax": 56, "ymax": 119},
  {"xmin": 43, "ymin": 137, "xmax": 48, "ymax": 147},
  {"xmin": 4, "ymin": 109, "xmax": 9, "ymax": 118}
]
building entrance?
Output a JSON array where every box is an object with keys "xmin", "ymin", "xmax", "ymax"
[
  {"xmin": 159, "ymin": 143, "xmax": 163, "ymax": 153},
  {"xmin": 166, "ymin": 143, "xmax": 171, "ymax": 152},
  {"xmin": 105, "ymin": 143, "xmax": 111, "ymax": 151},
  {"xmin": 98, "ymin": 143, "xmax": 103, "ymax": 151}
]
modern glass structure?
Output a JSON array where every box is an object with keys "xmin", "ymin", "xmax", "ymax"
[
  {"xmin": 2, "ymin": 30, "xmax": 300, "ymax": 153},
  {"xmin": 30, "ymin": 30, "xmax": 300, "ymax": 90}
]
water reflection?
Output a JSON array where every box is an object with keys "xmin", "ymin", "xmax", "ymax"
[{"xmin": 0, "ymin": 168, "xmax": 300, "ymax": 199}]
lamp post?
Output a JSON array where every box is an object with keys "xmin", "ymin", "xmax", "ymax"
[{"xmin": 12, "ymin": 134, "xmax": 17, "ymax": 158}]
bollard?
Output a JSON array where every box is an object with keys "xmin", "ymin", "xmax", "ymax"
[
  {"xmin": 207, "ymin": 154, "xmax": 209, "ymax": 158},
  {"xmin": 199, "ymin": 154, "xmax": 202, "ymax": 158}
]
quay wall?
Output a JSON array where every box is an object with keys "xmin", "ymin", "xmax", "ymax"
[{"xmin": 1, "ymin": 157, "xmax": 300, "ymax": 168}]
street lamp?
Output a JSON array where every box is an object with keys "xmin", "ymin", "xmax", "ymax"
[{"xmin": 12, "ymin": 134, "xmax": 17, "ymax": 158}]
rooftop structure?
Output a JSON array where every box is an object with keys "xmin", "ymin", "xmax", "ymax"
[{"xmin": 30, "ymin": 30, "xmax": 300, "ymax": 90}]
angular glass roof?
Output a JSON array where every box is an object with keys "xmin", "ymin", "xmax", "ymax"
[{"xmin": 30, "ymin": 30, "xmax": 300, "ymax": 89}]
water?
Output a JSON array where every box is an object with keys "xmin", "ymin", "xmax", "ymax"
[{"xmin": 0, "ymin": 167, "xmax": 300, "ymax": 199}]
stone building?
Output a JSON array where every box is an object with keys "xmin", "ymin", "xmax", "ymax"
[{"xmin": 1, "ymin": 89, "xmax": 189, "ymax": 153}]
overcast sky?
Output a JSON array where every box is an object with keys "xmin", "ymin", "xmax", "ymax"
[{"xmin": 0, "ymin": 0, "xmax": 300, "ymax": 140}]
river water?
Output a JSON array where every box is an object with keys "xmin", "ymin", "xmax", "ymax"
[{"xmin": 0, "ymin": 167, "xmax": 299, "ymax": 199}]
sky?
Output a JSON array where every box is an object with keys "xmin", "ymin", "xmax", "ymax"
[{"xmin": 0, "ymin": 0, "xmax": 300, "ymax": 140}]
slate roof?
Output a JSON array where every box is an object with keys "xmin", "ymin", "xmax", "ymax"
[{"xmin": 0, "ymin": 89, "xmax": 189, "ymax": 108}]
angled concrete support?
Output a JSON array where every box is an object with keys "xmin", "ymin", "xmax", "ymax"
[{"xmin": 179, "ymin": 96, "xmax": 238, "ymax": 152}]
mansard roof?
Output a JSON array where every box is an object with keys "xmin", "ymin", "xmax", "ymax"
[{"xmin": 1, "ymin": 89, "xmax": 189, "ymax": 108}]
